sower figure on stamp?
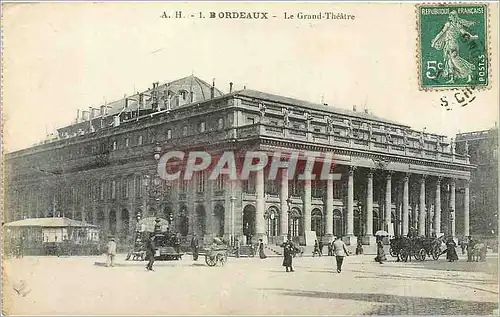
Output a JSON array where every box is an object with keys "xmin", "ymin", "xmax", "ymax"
[{"xmin": 431, "ymin": 11, "xmax": 478, "ymax": 83}]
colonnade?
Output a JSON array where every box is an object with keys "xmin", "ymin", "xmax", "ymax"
[{"xmin": 252, "ymin": 165, "xmax": 471, "ymax": 244}]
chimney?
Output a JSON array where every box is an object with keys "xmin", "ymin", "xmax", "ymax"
[
  {"xmin": 100, "ymin": 105, "xmax": 106, "ymax": 116},
  {"xmin": 210, "ymin": 79, "xmax": 215, "ymax": 99},
  {"xmin": 229, "ymin": 82, "xmax": 233, "ymax": 93},
  {"xmin": 352, "ymin": 105, "xmax": 357, "ymax": 112},
  {"xmin": 76, "ymin": 109, "xmax": 81, "ymax": 123}
]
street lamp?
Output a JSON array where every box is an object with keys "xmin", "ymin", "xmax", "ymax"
[
  {"xmin": 230, "ymin": 196, "xmax": 237, "ymax": 246},
  {"xmin": 449, "ymin": 208, "xmax": 455, "ymax": 237},
  {"xmin": 286, "ymin": 197, "xmax": 292, "ymax": 239}
]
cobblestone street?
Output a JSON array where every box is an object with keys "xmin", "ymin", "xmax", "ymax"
[{"xmin": 3, "ymin": 253, "xmax": 498, "ymax": 315}]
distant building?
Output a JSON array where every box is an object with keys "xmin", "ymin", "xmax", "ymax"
[
  {"xmin": 5, "ymin": 75, "xmax": 475, "ymax": 248},
  {"xmin": 456, "ymin": 127, "xmax": 498, "ymax": 236}
]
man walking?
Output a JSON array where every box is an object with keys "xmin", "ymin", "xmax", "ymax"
[
  {"xmin": 332, "ymin": 236, "xmax": 350, "ymax": 273},
  {"xmin": 282, "ymin": 235, "xmax": 295, "ymax": 272},
  {"xmin": 191, "ymin": 233, "xmax": 199, "ymax": 263},
  {"xmin": 106, "ymin": 237, "xmax": 117, "ymax": 267},
  {"xmin": 145, "ymin": 234, "xmax": 156, "ymax": 271}
]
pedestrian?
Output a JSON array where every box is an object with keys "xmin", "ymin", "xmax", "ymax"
[
  {"xmin": 191, "ymin": 233, "xmax": 199, "ymax": 263},
  {"xmin": 445, "ymin": 237, "xmax": 459, "ymax": 262},
  {"xmin": 145, "ymin": 234, "xmax": 156, "ymax": 271},
  {"xmin": 106, "ymin": 237, "xmax": 117, "ymax": 267},
  {"xmin": 173, "ymin": 233, "xmax": 181, "ymax": 254},
  {"xmin": 332, "ymin": 236, "xmax": 350, "ymax": 273},
  {"xmin": 258, "ymin": 239, "xmax": 267, "ymax": 259},
  {"xmin": 467, "ymin": 236, "xmax": 475, "ymax": 262},
  {"xmin": 374, "ymin": 240, "xmax": 386, "ymax": 264},
  {"xmin": 318, "ymin": 240, "xmax": 324, "ymax": 256},
  {"xmin": 328, "ymin": 241, "xmax": 333, "ymax": 256},
  {"xmin": 282, "ymin": 235, "xmax": 295, "ymax": 272},
  {"xmin": 313, "ymin": 240, "xmax": 320, "ymax": 257},
  {"xmin": 235, "ymin": 238, "xmax": 241, "ymax": 258},
  {"xmin": 356, "ymin": 241, "xmax": 364, "ymax": 255}
]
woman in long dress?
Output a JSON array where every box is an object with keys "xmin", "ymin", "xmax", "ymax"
[
  {"xmin": 446, "ymin": 237, "xmax": 459, "ymax": 262},
  {"xmin": 258, "ymin": 239, "xmax": 267, "ymax": 259},
  {"xmin": 431, "ymin": 11, "xmax": 478, "ymax": 83},
  {"xmin": 374, "ymin": 240, "xmax": 387, "ymax": 264}
]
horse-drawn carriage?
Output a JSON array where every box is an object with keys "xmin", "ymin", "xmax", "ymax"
[{"xmin": 390, "ymin": 235, "xmax": 445, "ymax": 262}]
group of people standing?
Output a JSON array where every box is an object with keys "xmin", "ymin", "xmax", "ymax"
[{"xmin": 280, "ymin": 235, "xmax": 351, "ymax": 273}]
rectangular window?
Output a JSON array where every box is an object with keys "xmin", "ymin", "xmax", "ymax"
[
  {"xmin": 122, "ymin": 178, "xmax": 128, "ymax": 198},
  {"xmin": 167, "ymin": 129, "xmax": 172, "ymax": 139},
  {"xmin": 100, "ymin": 182, "xmax": 105, "ymax": 200},
  {"xmin": 218, "ymin": 118, "xmax": 224, "ymax": 130},
  {"xmin": 125, "ymin": 138, "xmax": 129, "ymax": 148},
  {"xmin": 196, "ymin": 171, "xmax": 206, "ymax": 193},
  {"xmin": 112, "ymin": 141, "xmax": 117, "ymax": 151},
  {"xmin": 135, "ymin": 175, "xmax": 142, "ymax": 197},
  {"xmin": 138, "ymin": 135, "xmax": 143, "ymax": 145},
  {"xmin": 333, "ymin": 182, "xmax": 342, "ymax": 199},
  {"xmin": 247, "ymin": 117, "xmax": 255, "ymax": 125},
  {"xmin": 216, "ymin": 175, "xmax": 225, "ymax": 190},
  {"xmin": 111, "ymin": 180, "xmax": 116, "ymax": 199},
  {"xmin": 199, "ymin": 122, "xmax": 206, "ymax": 133}
]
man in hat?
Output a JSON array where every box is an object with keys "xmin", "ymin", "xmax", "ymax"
[
  {"xmin": 106, "ymin": 237, "xmax": 117, "ymax": 267},
  {"xmin": 145, "ymin": 234, "xmax": 156, "ymax": 271},
  {"xmin": 332, "ymin": 236, "xmax": 350, "ymax": 273}
]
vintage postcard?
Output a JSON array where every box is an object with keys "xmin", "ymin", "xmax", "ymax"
[{"xmin": 1, "ymin": 1, "xmax": 498, "ymax": 316}]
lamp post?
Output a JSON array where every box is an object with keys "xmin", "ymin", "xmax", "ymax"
[
  {"xmin": 230, "ymin": 196, "xmax": 237, "ymax": 246},
  {"xmin": 286, "ymin": 197, "xmax": 292, "ymax": 239},
  {"xmin": 449, "ymin": 208, "xmax": 454, "ymax": 237},
  {"xmin": 133, "ymin": 210, "xmax": 142, "ymax": 251}
]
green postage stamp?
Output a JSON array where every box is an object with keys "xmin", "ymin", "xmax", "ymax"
[{"xmin": 418, "ymin": 3, "xmax": 489, "ymax": 90}]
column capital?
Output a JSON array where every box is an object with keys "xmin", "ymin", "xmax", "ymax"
[
  {"xmin": 463, "ymin": 178, "xmax": 471, "ymax": 187},
  {"xmin": 403, "ymin": 172, "xmax": 411, "ymax": 182},
  {"xmin": 419, "ymin": 174, "xmax": 427, "ymax": 183},
  {"xmin": 436, "ymin": 176, "xmax": 442, "ymax": 185},
  {"xmin": 449, "ymin": 178, "xmax": 456, "ymax": 186},
  {"xmin": 367, "ymin": 169, "xmax": 374, "ymax": 178},
  {"xmin": 385, "ymin": 171, "xmax": 394, "ymax": 180},
  {"xmin": 348, "ymin": 165, "xmax": 356, "ymax": 176}
]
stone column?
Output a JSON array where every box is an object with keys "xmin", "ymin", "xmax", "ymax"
[
  {"xmin": 402, "ymin": 173, "xmax": 410, "ymax": 236},
  {"xmin": 325, "ymin": 178, "xmax": 334, "ymax": 241},
  {"xmin": 366, "ymin": 170, "xmax": 374, "ymax": 236},
  {"xmin": 303, "ymin": 177, "xmax": 312, "ymax": 234},
  {"xmin": 255, "ymin": 168, "xmax": 266, "ymax": 243},
  {"xmin": 116, "ymin": 210, "xmax": 122, "ymax": 239},
  {"xmin": 434, "ymin": 177, "xmax": 442, "ymax": 237},
  {"xmin": 385, "ymin": 172, "xmax": 393, "ymax": 235},
  {"xmin": 450, "ymin": 179, "xmax": 456, "ymax": 238},
  {"xmin": 418, "ymin": 176, "xmax": 426, "ymax": 236},
  {"xmin": 464, "ymin": 180, "xmax": 470, "ymax": 237},
  {"xmin": 280, "ymin": 169, "xmax": 289, "ymax": 241},
  {"xmin": 364, "ymin": 170, "xmax": 375, "ymax": 245},
  {"xmin": 344, "ymin": 166, "xmax": 355, "ymax": 245}
]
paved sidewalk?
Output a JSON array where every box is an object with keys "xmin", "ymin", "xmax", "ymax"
[{"xmin": 3, "ymin": 253, "xmax": 498, "ymax": 315}]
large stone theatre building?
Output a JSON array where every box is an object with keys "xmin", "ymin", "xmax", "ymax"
[{"xmin": 4, "ymin": 76, "xmax": 474, "ymax": 247}]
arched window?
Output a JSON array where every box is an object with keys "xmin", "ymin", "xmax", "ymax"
[
  {"xmin": 290, "ymin": 208, "xmax": 302, "ymax": 237},
  {"xmin": 333, "ymin": 209, "xmax": 343, "ymax": 237},
  {"xmin": 265, "ymin": 207, "xmax": 280, "ymax": 237},
  {"xmin": 311, "ymin": 208, "xmax": 324, "ymax": 237}
]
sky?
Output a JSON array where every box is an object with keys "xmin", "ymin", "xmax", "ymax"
[{"xmin": 2, "ymin": 2, "xmax": 499, "ymax": 152}]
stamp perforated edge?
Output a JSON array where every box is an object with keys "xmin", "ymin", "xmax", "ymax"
[{"xmin": 416, "ymin": 2, "xmax": 492, "ymax": 92}]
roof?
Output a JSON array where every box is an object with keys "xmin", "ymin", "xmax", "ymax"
[
  {"xmin": 104, "ymin": 75, "xmax": 224, "ymax": 116},
  {"xmin": 234, "ymin": 89, "xmax": 409, "ymax": 127},
  {"xmin": 4, "ymin": 217, "xmax": 98, "ymax": 228}
]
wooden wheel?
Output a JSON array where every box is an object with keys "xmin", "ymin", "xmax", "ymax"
[
  {"xmin": 417, "ymin": 249, "xmax": 426, "ymax": 261},
  {"xmin": 400, "ymin": 249, "xmax": 409, "ymax": 262},
  {"xmin": 432, "ymin": 247, "xmax": 441, "ymax": 260},
  {"xmin": 205, "ymin": 255, "xmax": 217, "ymax": 266},
  {"xmin": 216, "ymin": 253, "xmax": 227, "ymax": 266}
]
